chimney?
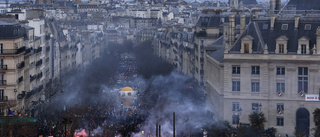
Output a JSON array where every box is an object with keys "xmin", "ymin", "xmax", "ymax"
[
  {"xmin": 294, "ymin": 15, "xmax": 300, "ymax": 29},
  {"xmin": 223, "ymin": 23, "xmax": 229, "ymax": 45},
  {"xmin": 275, "ymin": 0, "xmax": 281, "ymax": 11},
  {"xmin": 229, "ymin": 14, "xmax": 236, "ymax": 46},
  {"xmin": 270, "ymin": 15, "xmax": 278, "ymax": 30},
  {"xmin": 316, "ymin": 27, "xmax": 320, "ymax": 55},
  {"xmin": 270, "ymin": 0, "xmax": 276, "ymax": 14},
  {"xmin": 240, "ymin": 14, "xmax": 246, "ymax": 34},
  {"xmin": 264, "ymin": 44, "xmax": 268, "ymax": 54}
]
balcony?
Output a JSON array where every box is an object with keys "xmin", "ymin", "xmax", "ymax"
[
  {"xmin": 0, "ymin": 80, "xmax": 7, "ymax": 86},
  {"xmin": 0, "ymin": 47, "xmax": 26, "ymax": 55},
  {"xmin": 36, "ymin": 47, "xmax": 42, "ymax": 53},
  {"xmin": 17, "ymin": 91, "xmax": 26, "ymax": 99},
  {"xmin": 0, "ymin": 65, "xmax": 7, "ymax": 71},
  {"xmin": 46, "ymin": 46, "xmax": 50, "ymax": 52},
  {"xmin": 30, "ymin": 75, "xmax": 36, "ymax": 82},
  {"xmin": 36, "ymin": 59, "xmax": 42, "ymax": 66},
  {"xmin": 0, "ymin": 96, "xmax": 8, "ymax": 102},
  {"xmin": 18, "ymin": 76, "xmax": 23, "ymax": 84},
  {"xmin": 25, "ymin": 48, "xmax": 32, "ymax": 54},
  {"xmin": 200, "ymin": 57, "xmax": 204, "ymax": 62},
  {"xmin": 17, "ymin": 61, "xmax": 25, "ymax": 69},
  {"xmin": 37, "ymin": 72, "xmax": 43, "ymax": 79}
]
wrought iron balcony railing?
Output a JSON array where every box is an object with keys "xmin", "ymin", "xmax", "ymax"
[{"xmin": 0, "ymin": 47, "xmax": 26, "ymax": 55}]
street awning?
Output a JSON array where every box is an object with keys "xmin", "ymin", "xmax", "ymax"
[{"xmin": 0, "ymin": 115, "xmax": 37, "ymax": 125}]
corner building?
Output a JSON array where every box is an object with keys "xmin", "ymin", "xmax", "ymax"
[{"xmin": 206, "ymin": 14, "xmax": 320, "ymax": 136}]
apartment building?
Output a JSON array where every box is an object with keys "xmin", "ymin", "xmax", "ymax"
[{"xmin": 0, "ymin": 21, "xmax": 27, "ymax": 115}]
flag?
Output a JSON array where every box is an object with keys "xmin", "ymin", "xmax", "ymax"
[
  {"xmin": 277, "ymin": 108, "xmax": 282, "ymax": 114},
  {"xmin": 8, "ymin": 109, "xmax": 15, "ymax": 116},
  {"xmin": 278, "ymin": 91, "xmax": 282, "ymax": 97},
  {"xmin": 300, "ymin": 90, "xmax": 304, "ymax": 97}
]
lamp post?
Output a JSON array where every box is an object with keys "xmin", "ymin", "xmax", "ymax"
[
  {"xmin": 258, "ymin": 103, "xmax": 262, "ymax": 112},
  {"xmin": 236, "ymin": 107, "xmax": 242, "ymax": 128},
  {"xmin": 47, "ymin": 79, "xmax": 62, "ymax": 136}
]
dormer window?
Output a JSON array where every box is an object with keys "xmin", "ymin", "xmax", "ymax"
[
  {"xmin": 281, "ymin": 24, "xmax": 288, "ymax": 30},
  {"xmin": 298, "ymin": 36, "xmax": 310, "ymax": 54},
  {"xmin": 276, "ymin": 36, "xmax": 288, "ymax": 54},
  {"xmin": 262, "ymin": 24, "xmax": 268, "ymax": 30},
  {"xmin": 301, "ymin": 44, "xmax": 307, "ymax": 54},
  {"xmin": 241, "ymin": 35, "xmax": 253, "ymax": 53},
  {"xmin": 244, "ymin": 43, "xmax": 249, "ymax": 53},
  {"xmin": 305, "ymin": 24, "xmax": 311, "ymax": 30},
  {"xmin": 279, "ymin": 44, "xmax": 284, "ymax": 53}
]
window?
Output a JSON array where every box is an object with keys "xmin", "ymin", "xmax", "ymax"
[
  {"xmin": 305, "ymin": 24, "xmax": 311, "ymax": 30},
  {"xmin": 301, "ymin": 44, "xmax": 307, "ymax": 54},
  {"xmin": 277, "ymin": 67, "xmax": 285, "ymax": 75},
  {"xmin": 232, "ymin": 79, "xmax": 240, "ymax": 91},
  {"xmin": 262, "ymin": 24, "xmax": 269, "ymax": 29},
  {"xmin": 232, "ymin": 66, "xmax": 240, "ymax": 74},
  {"xmin": 277, "ymin": 103, "xmax": 284, "ymax": 113},
  {"xmin": 0, "ymin": 89, "xmax": 3, "ymax": 100},
  {"xmin": 281, "ymin": 24, "xmax": 288, "ymax": 30},
  {"xmin": 298, "ymin": 67, "xmax": 308, "ymax": 93},
  {"xmin": 251, "ymin": 81, "xmax": 260, "ymax": 92},
  {"xmin": 232, "ymin": 115, "xmax": 239, "ymax": 124},
  {"xmin": 277, "ymin": 117, "xmax": 284, "ymax": 126},
  {"xmin": 252, "ymin": 103, "xmax": 259, "ymax": 111},
  {"xmin": 0, "ymin": 107, "xmax": 3, "ymax": 116},
  {"xmin": 244, "ymin": 43, "xmax": 249, "ymax": 53},
  {"xmin": 252, "ymin": 66, "xmax": 260, "ymax": 75},
  {"xmin": 232, "ymin": 102, "xmax": 239, "ymax": 111},
  {"xmin": 277, "ymin": 82, "xmax": 285, "ymax": 92},
  {"xmin": 279, "ymin": 44, "xmax": 284, "ymax": 53}
]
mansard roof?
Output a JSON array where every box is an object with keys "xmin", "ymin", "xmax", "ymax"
[
  {"xmin": 284, "ymin": 0, "xmax": 320, "ymax": 11},
  {"xmin": 196, "ymin": 14, "xmax": 251, "ymax": 28},
  {"xmin": 0, "ymin": 20, "xmax": 26, "ymax": 39},
  {"xmin": 229, "ymin": 15, "xmax": 320, "ymax": 54},
  {"xmin": 228, "ymin": 0, "xmax": 258, "ymax": 5}
]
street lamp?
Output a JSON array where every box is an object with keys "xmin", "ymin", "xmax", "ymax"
[
  {"xmin": 235, "ymin": 107, "xmax": 242, "ymax": 128},
  {"xmin": 258, "ymin": 103, "xmax": 262, "ymax": 112}
]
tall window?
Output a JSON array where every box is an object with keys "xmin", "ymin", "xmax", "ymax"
[
  {"xmin": 0, "ymin": 89, "xmax": 3, "ymax": 100},
  {"xmin": 232, "ymin": 115, "xmax": 239, "ymax": 124},
  {"xmin": 0, "ymin": 107, "xmax": 4, "ymax": 116},
  {"xmin": 244, "ymin": 43, "xmax": 249, "ymax": 53},
  {"xmin": 252, "ymin": 66, "xmax": 260, "ymax": 75},
  {"xmin": 277, "ymin": 103, "xmax": 284, "ymax": 113},
  {"xmin": 232, "ymin": 66, "xmax": 240, "ymax": 74},
  {"xmin": 277, "ymin": 82, "xmax": 285, "ymax": 92},
  {"xmin": 277, "ymin": 67, "xmax": 285, "ymax": 75},
  {"xmin": 277, "ymin": 117, "xmax": 284, "ymax": 126},
  {"xmin": 232, "ymin": 102, "xmax": 240, "ymax": 124},
  {"xmin": 279, "ymin": 44, "xmax": 284, "ymax": 53},
  {"xmin": 232, "ymin": 102, "xmax": 239, "ymax": 111},
  {"xmin": 281, "ymin": 24, "xmax": 288, "ymax": 30},
  {"xmin": 252, "ymin": 103, "xmax": 259, "ymax": 111},
  {"xmin": 301, "ymin": 44, "xmax": 307, "ymax": 54},
  {"xmin": 232, "ymin": 79, "xmax": 240, "ymax": 91},
  {"xmin": 251, "ymin": 81, "xmax": 260, "ymax": 92},
  {"xmin": 298, "ymin": 67, "xmax": 308, "ymax": 93}
]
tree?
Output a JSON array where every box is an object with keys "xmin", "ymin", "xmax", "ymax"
[
  {"xmin": 294, "ymin": 126, "xmax": 308, "ymax": 137},
  {"xmin": 205, "ymin": 121, "xmax": 233, "ymax": 137},
  {"xmin": 313, "ymin": 108, "xmax": 320, "ymax": 137},
  {"xmin": 249, "ymin": 112, "xmax": 267, "ymax": 134}
]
